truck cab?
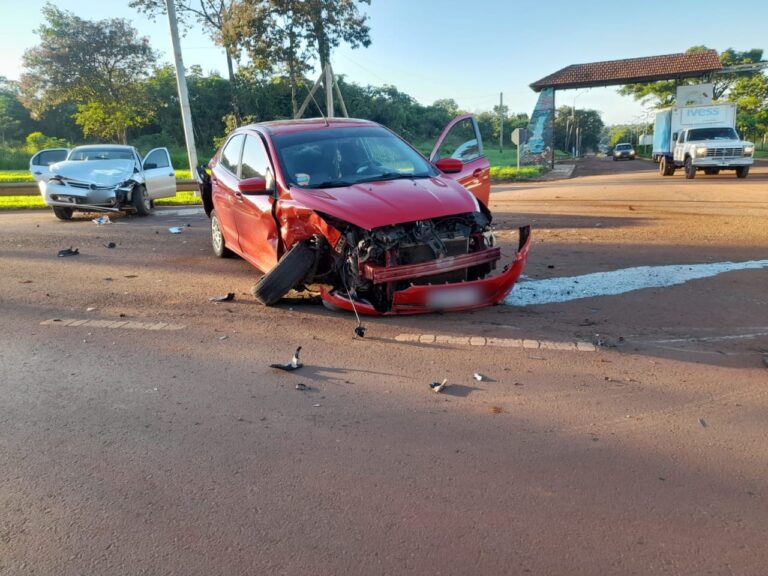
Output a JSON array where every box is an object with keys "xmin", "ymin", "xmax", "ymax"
[{"xmin": 668, "ymin": 126, "xmax": 753, "ymax": 179}]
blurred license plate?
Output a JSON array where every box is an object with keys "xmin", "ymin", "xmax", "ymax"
[{"xmin": 427, "ymin": 286, "xmax": 481, "ymax": 309}]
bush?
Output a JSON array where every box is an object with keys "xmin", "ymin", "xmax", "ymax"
[
  {"xmin": 25, "ymin": 131, "xmax": 68, "ymax": 153},
  {"xmin": 489, "ymin": 165, "xmax": 547, "ymax": 182},
  {"xmin": 0, "ymin": 147, "xmax": 32, "ymax": 170}
]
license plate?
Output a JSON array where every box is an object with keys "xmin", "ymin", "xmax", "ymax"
[{"xmin": 426, "ymin": 286, "xmax": 482, "ymax": 309}]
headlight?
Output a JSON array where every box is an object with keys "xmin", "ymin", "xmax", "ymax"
[
  {"xmin": 630, "ymin": 149, "xmax": 635, "ymax": 155},
  {"xmin": 744, "ymin": 145, "xmax": 754, "ymax": 156},
  {"xmin": 695, "ymin": 146, "xmax": 708, "ymax": 158}
]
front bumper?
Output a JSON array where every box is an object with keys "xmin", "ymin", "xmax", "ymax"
[
  {"xmin": 692, "ymin": 158, "xmax": 753, "ymax": 168},
  {"xmin": 321, "ymin": 225, "xmax": 532, "ymax": 315},
  {"xmin": 40, "ymin": 181, "xmax": 121, "ymax": 212}
]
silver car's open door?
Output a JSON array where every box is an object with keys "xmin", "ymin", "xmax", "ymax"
[
  {"xmin": 29, "ymin": 148, "xmax": 69, "ymax": 182},
  {"xmin": 142, "ymin": 148, "xmax": 176, "ymax": 199}
]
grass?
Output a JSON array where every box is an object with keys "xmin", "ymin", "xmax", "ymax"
[
  {"xmin": 0, "ymin": 191, "xmax": 201, "ymax": 211},
  {"xmin": 489, "ymin": 166, "xmax": 546, "ymax": 182},
  {"xmin": 0, "ymin": 171, "xmax": 35, "ymax": 183},
  {"xmin": 0, "ymin": 196, "xmax": 46, "ymax": 210}
]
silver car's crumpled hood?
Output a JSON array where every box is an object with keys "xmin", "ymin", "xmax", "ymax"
[{"xmin": 51, "ymin": 159, "xmax": 136, "ymax": 187}]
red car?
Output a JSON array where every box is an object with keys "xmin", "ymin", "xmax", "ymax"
[{"xmin": 198, "ymin": 114, "xmax": 531, "ymax": 315}]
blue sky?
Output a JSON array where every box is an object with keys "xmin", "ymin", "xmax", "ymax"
[{"xmin": 2, "ymin": 0, "xmax": 767, "ymax": 125}]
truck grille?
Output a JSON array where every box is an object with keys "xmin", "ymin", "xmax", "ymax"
[{"xmin": 706, "ymin": 147, "xmax": 743, "ymax": 158}]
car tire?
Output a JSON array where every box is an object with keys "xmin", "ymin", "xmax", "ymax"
[
  {"xmin": 210, "ymin": 209, "xmax": 232, "ymax": 258},
  {"xmin": 736, "ymin": 166, "xmax": 749, "ymax": 178},
  {"xmin": 252, "ymin": 242, "xmax": 316, "ymax": 306},
  {"xmin": 660, "ymin": 157, "xmax": 674, "ymax": 176},
  {"xmin": 52, "ymin": 206, "xmax": 73, "ymax": 220},
  {"xmin": 132, "ymin": 185, "xmax": 152, "ymax": 216},
  {"xmin": 684, "ymin": 157, "xmax": 696, "ymax": 179}
]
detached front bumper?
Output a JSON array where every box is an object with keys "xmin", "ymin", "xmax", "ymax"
[{"xmin": 321, "ymin": 225, "xmax": 532, "ymax": 316}]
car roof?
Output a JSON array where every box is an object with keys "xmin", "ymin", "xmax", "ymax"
[
  {"xmin": 244, "ymin": 117, "xmax": 379, "ymax": 136},
  {"xmin": 71, "ymin": 144, "xmax": 135, "ymax": 150}
]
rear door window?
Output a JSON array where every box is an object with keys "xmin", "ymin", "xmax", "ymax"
[{"xmin": 221, "ymin": 134, "xmax": 245, "ymax": 176}]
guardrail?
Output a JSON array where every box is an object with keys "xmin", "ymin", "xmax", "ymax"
[{"xmin": 0, "ymin": 180, "xmax": 199, "ymax": 197}]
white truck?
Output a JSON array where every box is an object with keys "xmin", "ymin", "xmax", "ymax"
[{"xmin": 653, "ymin": 103, "xmax": 754, "ymax": 179}]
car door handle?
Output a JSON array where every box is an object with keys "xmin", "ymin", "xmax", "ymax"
[
  {"xmin": 33, "ymin": 171, "xmax": 42, "ymax": 175},
  {"xmin": 168, "ymin": 172, "xmax": 175, "ymax": 177},
  {"xmin": 234, "ymin": 192, "xmax": 244, "ymax": 201},
  {"xmin": 472, "ymin": 168, "xmax": 483, "ymax": 178}
]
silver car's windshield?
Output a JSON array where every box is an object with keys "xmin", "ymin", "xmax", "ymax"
[
  {"xmin": 272, "ymin": 126, "xmax": 437, "ymax": 189},
  {"xmin": 68, "ymin": 147, "xmax": 135, "ymax": 161}
]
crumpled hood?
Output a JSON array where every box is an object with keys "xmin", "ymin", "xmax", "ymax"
[
  {"xmin": 290, "ymin": 176, "xmax": 480, "ymax": 230},
  {"xmin": 51, "ymin": 159, "xmax": 136, "ymax": 186}
]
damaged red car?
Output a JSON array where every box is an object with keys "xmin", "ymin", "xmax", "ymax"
[{"xmin": 198, "ymin": 115, "xmax": 531, "ymax": 315}]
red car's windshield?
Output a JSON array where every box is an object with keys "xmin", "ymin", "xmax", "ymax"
[{"xmin": 272, "ymin": 126, "xmax": 437, "ymax": 189}]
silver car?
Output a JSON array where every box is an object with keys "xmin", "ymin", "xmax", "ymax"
[{"xmin": 30, "ymin": 145, "xmax": 176, "ymax": 220}]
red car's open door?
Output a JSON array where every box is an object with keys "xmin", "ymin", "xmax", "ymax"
[{"xmin": 429, "ymin": 115, "xmax": 490, "ymax": 206}]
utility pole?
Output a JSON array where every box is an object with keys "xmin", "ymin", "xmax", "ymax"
[
  {"xmin": 499, "ymin": 92, "xmax": 503, "ymax": 153},
  {"xmin": 165, "ymin": 0, "xmax": 197, "ymax": 172}
]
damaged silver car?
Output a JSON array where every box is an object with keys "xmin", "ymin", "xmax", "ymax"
[{"xmin": 31, "ymin": 145, "xmax": 176, "ymax": 220}]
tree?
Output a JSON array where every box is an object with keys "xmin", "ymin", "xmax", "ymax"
[
  {"xmin": 0, "ymin": 78, "xmax": 33, "ymax": 145},
  {"xmin": 728, "ymin": 72, "xmax": 768, "ymax": 141},
  {"xmin": 21, "ymin": 4, "xmax": 156, "ymax": 143},
  {"xmin": 554, "ymin": 107, "xmax": 603, "ymax": 153},
  {"xmin": 618, "ymin": 46, "xmax": 766, "ymax": 108},
  {"xmin": 222, "ymin": 0, "xmax": 371, "ymax": 117},
  {"xmin": 222, "ymin": 0, "xmax": 313, "ymax": 116},
  {"xmin": 129, "ymin": 0, "xmax": 242, "ymax": 116}
]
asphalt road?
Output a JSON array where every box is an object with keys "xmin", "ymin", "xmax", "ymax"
[{"xmin": 1, "ymin": 156, "xmax": 767, "ymax": 575}]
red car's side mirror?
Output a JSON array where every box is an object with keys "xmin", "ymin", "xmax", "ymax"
[
  {"xmin": 435, "ymin": 158, "xmax": 463, "ymax": 174},
  {"xmin": 238, "ymin": 176, "xmax": 269, "ymax": 194}
]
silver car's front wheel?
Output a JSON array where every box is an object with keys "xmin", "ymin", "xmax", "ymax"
[
  {"xmin": 210, "ymin": 209, "xmax": 231, "ymax": 258},
  {"xmin": 132, "ymin": 185, "xmax": 152, "ymax": 216}
]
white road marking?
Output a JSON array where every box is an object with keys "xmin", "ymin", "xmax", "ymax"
[
  {"xmin": 41, "ymin": 318, "xmax": 185, "ymax": 331},
  {"xmin": 157, "ymin": 208, "xmax": 204, "ymax": 217},
  {"xmin": 394, "ymin": 333, "xmax": 596, "ymax": 352},
  {"xmin": 506, "ymin": 260, "xmax": 768, "ymax": 306}
]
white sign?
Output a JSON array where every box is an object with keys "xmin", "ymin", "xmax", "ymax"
[{"xmin": 676, "ymin": 84, "xmax": 713, "ymax": 106}]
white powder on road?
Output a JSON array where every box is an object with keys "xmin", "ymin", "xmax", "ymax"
[{"xmin": 505, "ymin": 260, "xmax": 768, "ymax": 306}]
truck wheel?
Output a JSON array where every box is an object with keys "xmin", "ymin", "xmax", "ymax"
[
  {"xmin": 132, "ymin": 185, "xmax": 152, "ymax": 216},
  {"xmin": 52, "ymin": 206, "xmax": 74, "ymax": 220},
  {"xmin": 252, "ymin": 242, "xmax": 316, "ymax": 306},
  {"xmin": 736, "ymin": 166, "xmax": 749, "ymax": 178},
  {"xmin": 660, "ymin": 157, "xmax": 674, "ymax": 176},
  {"xmin": 684, "ymin": 157, "xmax": 696, "ymax": 179}
]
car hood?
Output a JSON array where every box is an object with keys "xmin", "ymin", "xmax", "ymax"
[
  {"xmin": 51, "ymin": 160, "xmax": 136, "ymax": 186},
  {"xmin": 290, "ymin": 177, "xmax": 480, "ymax": 230}
]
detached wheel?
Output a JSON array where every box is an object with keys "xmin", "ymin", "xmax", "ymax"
[
  {"xmin": 210, "ymin": 209, "xmax": 232, "ymax": 258},
  {"xmin": 132, "ymin": 185, "xmax": 151, "ymax": 216},
  {"xmin": 252, "ymin": 242, "xmax": 316, "ymax": 306},
  {"xmin": 52, "ymin": 206, "xmax": 73, "ymax": 220},
  {"xmin": 736, "ymin": 166, "xmax": 749, "ymax": 178},
  {"xmin": 684, "ymin": 157, "xmax": 696, "ymax": 179}
]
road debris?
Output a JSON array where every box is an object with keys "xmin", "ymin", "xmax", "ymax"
[
  {"xmin": 295, "ymin": 383, "xmax": 310, "ymax": 391},
  {"xmin": 218, "ymin": 335, "xmax": 229, "ymax": 341},
  {"xmin": 57, "ymin": 247, "xmax": 79, "ymax": 257},
  {"xmin": 699, "ymin": 418, "xmax": 708, "ymax": 428},
  {"xmin": 489, "ymin": 406, "xmax": 503, "ymax": 414},
  {"xmin": 312, "ymin": 403, "xmax": 321, "ymax": 407},
  {"xmin": 209, "ymin": 293, "xmax": 235, "ymax": 302},
  {"xmin": 429, "ymin": 378, "xmax": 448, "ymax": 393},
  {"xmin": 18, "ymin": 280, "xmax": 33, "ymax": 284},
  {"xmin": 104, "ymin": 242, "xmax": 116, "ymax": 249},
  {"xmin": 92, "ymin": 216, "xmax": 112, "ymax": 225},
  {"xmin": 473, "ymin": 372, "xmax": 484, "ymax": 381},
  {"xmin": 271, "ymin": 346, "xmax": 303, "ymax": 371},
  {"xmin": 168, "ymin": 227, "xmax": 184, "ymax": 234}
]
